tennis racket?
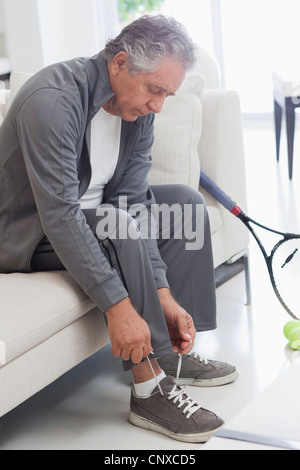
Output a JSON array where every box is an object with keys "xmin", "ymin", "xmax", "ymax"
[{"xmin": 200, "ymin": 171, "xmax": 300, "ymax": 321}]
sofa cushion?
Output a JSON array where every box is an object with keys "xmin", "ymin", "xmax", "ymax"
[
  {"xmin": 0, "ymin": 89, "xmax": 9, "ymax": 120},
  {"xmin": 207, "ymin": 206, "xmax": 222, "ymax": 235},
  {"xmin": 0, "ymin": 272, "xmax": 95, "ymax": 365},
  {"xmin": 7, "ymin": 71, "xmax": 32, "ymax": 110},
  {"xmin": 0, "ymin": 85, "xmax": 7, "ymax": 124},
  {"xmin": 149, "ymin": 75, "xmax": 204, "ymax": 190},
  {"xmin": 0, "ymin": 57, "xmax": 10, "ymax": 76}
]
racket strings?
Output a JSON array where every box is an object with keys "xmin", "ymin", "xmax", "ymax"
[{"xmin": 271, "ymin": 239, "xmax": 300, "ymax": 318}]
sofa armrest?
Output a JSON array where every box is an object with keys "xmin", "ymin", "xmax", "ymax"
[
  {"xmin": 198, "ymin": 89, "xmax": 248, "ymax": 211},
  {"xmin": 199, "ymin": 89, "xmax": 249, "ymax": 266},
  {"xmin": 0, "ymin": 89, "xmax": 10, "ymax": 122}
]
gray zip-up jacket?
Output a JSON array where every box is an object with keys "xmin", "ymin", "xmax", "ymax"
[{"xmin": 0, "ymin": 51, "xmax": 169, "ymax": 312}]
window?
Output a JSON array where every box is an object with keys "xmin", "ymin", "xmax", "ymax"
[
  {"xmin": 118, "ymin": 0, "xmax": 300, "ymax": 115},
  {"xmin": 161, "ymin": 0, "xmax": 214, "ymax": 56},
  {"xmin": 220, "ymin": 0, "xmax": 300, "ymax": 114}
]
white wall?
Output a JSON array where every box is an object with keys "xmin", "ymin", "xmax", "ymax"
[
  {"xmin": 0, "ymin": 0, "xmax": 6, "ymax": 56},
  {"xmin": 2, "ymin": 0, "xmax": 44, "ymax": 73},
  {"xmin": 38, "ymin": 0, "xmax": 119, "ymax": 66},
  {"xmin": 98, "ymin": 0, "xmax": 120, "ymax": 49},
  {"xmin": 1, "ymin": 0, "xmax": 119, "ymax": 73},
  {"xmin": 0, "ymin": 0, "xmax": 5, "ymax": 32}
]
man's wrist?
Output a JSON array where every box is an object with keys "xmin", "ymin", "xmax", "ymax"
[
  {"xmin": 158, "ymin": 288, "xmax": 175, "ymax": 310},
  {"xmin": 105, "ymin": 296, "xmax": 131, "ymax": 318}
]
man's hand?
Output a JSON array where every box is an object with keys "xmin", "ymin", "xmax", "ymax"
[
  {"xmin": 158, "ymin": 288, "xmax": 196, "ymax": 354},
  {"xmin": 105, "ymin": 297, "xmax": 152, "ymax": 364}
]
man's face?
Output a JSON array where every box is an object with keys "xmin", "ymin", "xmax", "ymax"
[{"xmin": 105, "ymin": 52, "xmax": 186, "ymax": 121}]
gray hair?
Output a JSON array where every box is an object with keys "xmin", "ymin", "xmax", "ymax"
[{"xmin": 104, "ymin": 15, "xmax": 198, "ymax": 75}]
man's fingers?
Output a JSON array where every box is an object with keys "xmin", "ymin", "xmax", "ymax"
[
  {"xmin": 181, "ymin": 338, "xmax": 194, "ymax": 354},
  {"xmin": 130, "ymin": 347, "xmax": 144, "ymax": 365},
  {"xmin": 143, "ymin": 344, "xmax": 153, "ymax": 361},
  {"xmin": 117, "ymin": 343, "xmax": 153, "ymax": 364},
  {"xmin": 172, "ymin": 336, "xmax": 194, "ymax": 355},
  {"xmin": 111, "ymin": 344, "xmax": 122, "ymax": 359}
]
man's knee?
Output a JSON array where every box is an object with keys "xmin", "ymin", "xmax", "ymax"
[
  {"xmin": 95, "ymin": 207, "xmax": 140, "ymax": 241},
  {"xmin": 164, "ymin": 184, "xmax": 206, "ymax": 208},
  {"xmin": 154, "ymin": 185, "xmax": 207, "ymax": 251},
  {"xmin": 179, "ymin": 184, "xmax": 206, "ymax": 207},
  {"xmin": 151, "ymin": 183, "xmax": 207, "ymax": 208}
]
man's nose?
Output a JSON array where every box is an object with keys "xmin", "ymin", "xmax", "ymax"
[{"xmin": 147, "ymin": 95, "xmax": 166, "ymax": 114}]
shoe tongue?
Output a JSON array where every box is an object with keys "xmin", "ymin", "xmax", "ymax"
[{"xmin": 153, "ymin": 375, "xmax": 176, "ymax": 394}]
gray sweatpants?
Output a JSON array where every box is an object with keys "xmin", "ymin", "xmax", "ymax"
[{"xmin": 32, "ymin": 184, "xmax": 217, "ymax": 370}]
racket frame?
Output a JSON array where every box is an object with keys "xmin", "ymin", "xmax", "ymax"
[
  {"xmin": 200, "ymin": 171, "xmax": 300, "ymax": 320},
  {"xmin": 237, "ymin": 211, "xmax": 300, "ymax": 320}
]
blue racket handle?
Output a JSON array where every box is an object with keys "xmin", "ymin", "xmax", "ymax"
[{"xmin": 200, "ymin": 171, "xmax": 242, "ymax": 216}]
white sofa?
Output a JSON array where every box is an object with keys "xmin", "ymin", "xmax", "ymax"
[
  {"xmin": 0, "ymin": 56, "xmax": 10, "ymax": 81},
  {"xmin": 0, "ymin": 55, "xmax": 249, "ymax": 419}
]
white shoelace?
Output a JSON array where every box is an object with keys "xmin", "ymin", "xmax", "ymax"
[
  {"xmin": 176, "ymin": 352, "xmax": 208, "ymax": 383},
  {"xmin": 167, "ymin": 385, "xmax": 201, "ymax": 419},
  {"xmin": 147, "ymin": 353, "xmax": 202, "ymax": 420},
  {"xmin": 147, "ymin": 353, "xmax": 164, "ymax": 395}
]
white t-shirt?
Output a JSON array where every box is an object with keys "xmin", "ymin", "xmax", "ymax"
[{"xmin": 80, "ymin": 107, "xmax": 122, "ymax": 209}]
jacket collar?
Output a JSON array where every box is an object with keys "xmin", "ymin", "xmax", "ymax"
[
  {"xmin": 86, "ymin": 50, "xmax": 114, "ymax": 120},
  {"xmin": 86, "ymin": 50, "xmax": 144, "ymax": 127}
]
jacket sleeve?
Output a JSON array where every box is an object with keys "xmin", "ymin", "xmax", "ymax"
[
  {"xmin": 106, "ymin": 113, "xmax": 170, "ymax": 290},
  {"xmin": 16, "ymin": 88, "xmax": 129, "ymax": 312}
]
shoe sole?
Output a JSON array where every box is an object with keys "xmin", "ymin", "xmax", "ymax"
[
  {"xmin": 176, "ymin": 370, "xmax": 239, "ymax": 388},
  {"xmin": 129, "ymin": 411, "xmax": 223, "ymax": 443}
]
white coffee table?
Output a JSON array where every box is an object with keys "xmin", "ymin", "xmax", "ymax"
[{"xmin": 203, "ymin": 359, "xmax": 300, "ymax": 450}]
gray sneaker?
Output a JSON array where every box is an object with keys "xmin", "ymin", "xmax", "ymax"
[
  {"xmin": 129, "ymin": 376, "xmax": 224, "ymax": 443},
  {"xmin": 157, "ymin": 352, "xmax": 239, "ymax": 387}
]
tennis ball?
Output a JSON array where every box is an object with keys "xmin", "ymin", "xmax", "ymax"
[
  {"xmin": 283, "ymin": 320, "xmax": 300, "ymax": 340},
  {"xmin": 288, "ymin": 327, "xmax": 300, "ymax": 350}
]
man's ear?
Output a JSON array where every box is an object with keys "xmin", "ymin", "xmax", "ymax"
[{"xmin": 111, "ymin": 51, "xmax": 129, "ymax": 76}]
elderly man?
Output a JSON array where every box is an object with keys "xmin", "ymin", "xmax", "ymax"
[{"xmin": 0, "ymin": 15, "xmax": 237, "ymax": 442}]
